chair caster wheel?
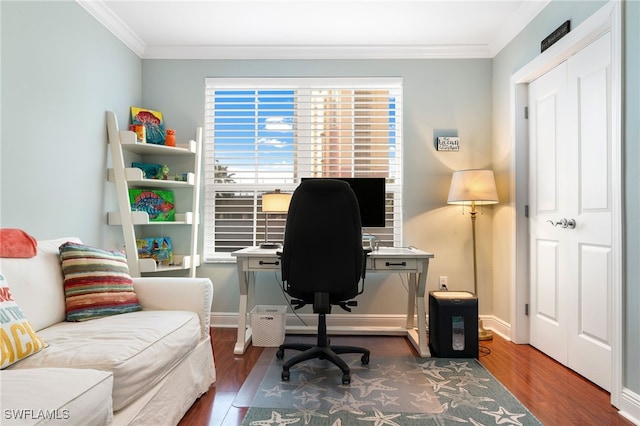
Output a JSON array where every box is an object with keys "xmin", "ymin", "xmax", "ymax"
[
  {"xmin": 282, "ymin": 370, "xmax": 290, "ymax": 381},
  {"xmin": 276, "ymin": 349, "xmax": 284, "ymax": 359},
  {"xmin": 361, "ymin": 354, "xmax": 370, "ymax": 364},
  {"xmin": 342, "ymin": 374, "xmax": 351, "ymax": 385}
]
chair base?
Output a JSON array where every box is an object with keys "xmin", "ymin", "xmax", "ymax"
[{"xmin": 276, "ymin": 314, "xmax": 370, "ymax": 384}]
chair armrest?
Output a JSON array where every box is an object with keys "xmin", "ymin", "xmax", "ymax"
[{"xmin": 132, "ymin": 277, "xmax": 213, "ymax": 339}]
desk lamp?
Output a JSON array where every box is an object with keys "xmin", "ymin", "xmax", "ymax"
[
  {"xmin": 260, "ymin": 189, "xmax": 292, "ymax": 249},
  {"xmin": 447, "ymin": 169, "xmax": 499, "ymax": 340}
]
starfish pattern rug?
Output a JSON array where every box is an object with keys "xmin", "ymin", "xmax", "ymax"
[{"xmin": 236, "ymin": 350, "xmax": 542, "ymax": 425}]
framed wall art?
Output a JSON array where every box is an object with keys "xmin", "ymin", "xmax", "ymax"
[{"xmin": 437, "ymin": 136, "xmax": 460, "ymax": 152}]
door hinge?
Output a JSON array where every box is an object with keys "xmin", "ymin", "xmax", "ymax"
[
  {"xmin": 525, "ymin": 303, "xmax": 529, "ymax": 316},
  {"xmin": 525, "ymin": 205, "xmax": 529, "ymax": 217},
  {"xmin": 524, "ymin": 106, "xmax": 529, "ymax": 119}
]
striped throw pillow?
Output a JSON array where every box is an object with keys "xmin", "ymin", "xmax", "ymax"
[{"xmin": 59, "ymin": 242, "xmax": 141, "ymax": 321}]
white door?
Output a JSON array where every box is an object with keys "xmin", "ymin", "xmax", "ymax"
[{"xmin": 528, "ymin": 32, "xmax": 612, "ymax": 391}]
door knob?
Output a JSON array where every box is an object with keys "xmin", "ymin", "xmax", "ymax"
[{"xmin": 546, "ymin": 218, "xmax": 576, "ymax": 229}]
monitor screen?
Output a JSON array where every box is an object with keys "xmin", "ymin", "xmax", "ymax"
[{"xmin": 301, "ymin": 177, "xmax": 386, "ymax": 228}]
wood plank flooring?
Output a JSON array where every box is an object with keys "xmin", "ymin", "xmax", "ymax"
[{"xmin": 178, "ymin": 328, "xmax": 632, "ymax": 426}]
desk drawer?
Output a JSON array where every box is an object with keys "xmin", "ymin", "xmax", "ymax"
[
  {"xmin": 373, "ymin": 258, "xmax": 418, "ymax": 270},
  {"xmin": 248, "ymin": 257, "xmax": 281, "ymax": 269}
]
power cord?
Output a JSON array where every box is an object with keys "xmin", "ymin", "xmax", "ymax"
[{"xmin": 274, "ymin": 272, "xmax": 308, "ymax": 327}]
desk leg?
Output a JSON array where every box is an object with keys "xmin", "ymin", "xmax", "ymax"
[
  {"xmin": 406, "ymin": 273, "xmax": 416, "ymax": 330},
  {"xmin": 234, "ymin": 262, "xmax": 254, "ymax": 355},
  {"xmin": 405, "ymin": 261, "xmax": 431, "ymax": 357}
]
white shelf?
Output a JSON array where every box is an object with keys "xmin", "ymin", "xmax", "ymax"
[
  {"xmin": 138, "ymin": 254, "xmax": 201, "ymax": 273},
  {"xmin": 106, "ymin": 111, "xmax": 202, "ymax": 278},
  {"xmin": 108, "ymin": 168, "xmax": 195, "ymax": 188},
  {"xmin": 118, "ymin": 130, "xmax": 197, "ymax": 155},
  {"xmin": 107, "ymin": 211, "xmax": 197, "ymax": 225}
]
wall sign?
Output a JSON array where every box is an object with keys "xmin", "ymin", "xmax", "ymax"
[
  {"xmin": 541, "ymin": 20, "xmax": 571, "ymax": 52},
  {"xmin": 437, "ymin": 137, "xmax": 460, "ymax": 152}
]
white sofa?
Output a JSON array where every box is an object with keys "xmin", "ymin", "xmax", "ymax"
[{"xmin": 0, "ymin": 238, "xmax": 216, "ymax": 425}]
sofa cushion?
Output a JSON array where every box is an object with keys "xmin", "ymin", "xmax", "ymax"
[
  {"xmin": 0, "ymin": 229, "xmax": 37, "ymax": 258},
  {"xmin": 0, "ymin": 273, "xmax": 46, "ymax": 369},
  {"xmin": 0, "ymin": 238, "xmax": 79, "ymax": 331},
  {"xmin": 0, "ymin": 368, "xmax": 113, "ymax": 426},
  {"xmin": 59, "ymin": 242, "xmax": 142, "ymax": 321},
  {"xmin": 7, "ymin": 310, "xmax": 202, "ymax": 411}
]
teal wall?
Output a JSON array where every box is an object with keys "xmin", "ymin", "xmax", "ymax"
[
  {"xmin": 0, "ymin": 0, "xmax": 141, "ymax": 246},
  {"xmin": 140, "ymin": 58, "xmax": 495, "ymax": 316}
]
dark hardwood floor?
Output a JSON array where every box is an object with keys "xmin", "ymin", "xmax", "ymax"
[{"xmin": 178, "ymin": 328, "xmax": 632, "ymax": 426}]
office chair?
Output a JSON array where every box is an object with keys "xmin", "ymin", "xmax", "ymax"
[{"xmin": 276, "ymin": 179, "xmax": 370, "ymax": 385}]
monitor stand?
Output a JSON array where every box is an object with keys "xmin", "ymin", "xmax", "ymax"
[{"xmin": 259, "ymin": 242, "xmax": 282, "ymax": 249}]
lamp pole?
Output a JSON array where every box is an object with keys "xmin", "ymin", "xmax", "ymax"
[
  {"xmin": 264, "ymin": 212, "xmax": 270, "ymax": 246},
  {"xmin": 470, "ymin": 201, "xmax": 479, "ymax": 297},
  {"xmin": 470, "ymin": 201, "xmax": 493, "ymax": 341}
]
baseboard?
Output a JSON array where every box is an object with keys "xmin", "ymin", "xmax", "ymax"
[
  {"xmin": 212, "ymin": 312, "xmax": 413, "ymax": 330},
  {"xmin": 480, "ymin": 316, "xmax": 512, "ymax": 341},
  {"xmin": 211, "ymin": 312, "xmax": 510, "ymax": 336},
  {"xmin": 618, "ymin": 387, "xmax": 640, "ymax": 425}
]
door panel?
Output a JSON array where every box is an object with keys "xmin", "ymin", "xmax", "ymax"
[
  {"xmin": 536, "ymin": 240, "xmax": 559, "ymax": 322},
  {"xmin": 535, "ymin": 95, "xmax": 559, "ymax": 213},
  {"xmin": 529, "ymin": 61, "xmax": 568, "ymax": 365},
  {"xmin": 579, "ymin": 68, "xmax": 609, "ymax": 211},
  {"xmin": 566, "ymin": 32, "xmax": 612, "ymax": 390},
  {"xmin": 529, "ymin": 32, "xmax": 612, "ymax": 391},
  {"xmin": 579, "ymin": 244, "xmax": 610, "ymax": 343}
]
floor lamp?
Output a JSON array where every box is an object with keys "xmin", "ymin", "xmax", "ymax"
[
  {"xmin": 447, "ymin": 169, "xmax": 499, "ymax": 341},
  {"xmin": 260, "ymin": 189, "xmax": 292, "ymax": 249}
]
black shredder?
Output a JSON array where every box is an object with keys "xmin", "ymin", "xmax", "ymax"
[{"xmin": 429, "ymin": 291, "xmax": 479, "ymax": 358}]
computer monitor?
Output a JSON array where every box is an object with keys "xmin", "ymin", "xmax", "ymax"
[{"xmin": 301, "ymin": 177, "xmax": 386, "ymax": 228}]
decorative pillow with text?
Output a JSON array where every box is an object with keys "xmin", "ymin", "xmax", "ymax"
[
  {"xmin": 0, "ymin": 273, "xmax": 47, "ymax": 369},
  {"xmin": 59, "ymin": 242, "xmax": 142, "ymax": 321}
]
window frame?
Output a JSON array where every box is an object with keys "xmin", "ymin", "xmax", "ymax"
[{"xmin": 203, "ymin": 77, "xmax": 403, "ymax": 261}]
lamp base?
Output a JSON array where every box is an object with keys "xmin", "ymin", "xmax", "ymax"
[
  {"xmin": 259, "ymin": 242, "xmax": 282, "ymax": 249},
  {"xmin": 478, "ymin": 318, "xmax": 493, "ymax": 341}
]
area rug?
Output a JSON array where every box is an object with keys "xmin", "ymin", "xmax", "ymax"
[{"xmin": 236, "ymin": 349, "xmax": 542, "ymax": 425}]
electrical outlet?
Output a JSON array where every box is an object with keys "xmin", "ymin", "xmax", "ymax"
[{"xmin": 439, "ymin": 276, "xmax": 448, "ymax": 290}]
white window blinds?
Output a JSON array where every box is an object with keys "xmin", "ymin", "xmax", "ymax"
[{"xmin": 203, "ymin": 77, "xmax": 403, "ymax": 261}]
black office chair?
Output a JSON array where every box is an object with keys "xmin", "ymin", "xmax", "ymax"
[{"xmin": 276, "ymin": 179, "xmax": 370, "ymax": 385}]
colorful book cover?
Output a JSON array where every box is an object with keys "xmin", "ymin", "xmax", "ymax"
[
  {"xmin": 136, "ymin": 237, "xmax": 173, "ymax": 266},
  {"xmin": 129, "ymin": 189, "xmax": 175, "ymax": 221},
  {"xmin": 131, "ymin": 107, "xmax": 166, "ymax": 145}
]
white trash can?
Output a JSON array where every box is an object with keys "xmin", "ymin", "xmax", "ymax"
[{"xmin": 250, "ymin": 305, "xmax": 287, "ymax": 347}]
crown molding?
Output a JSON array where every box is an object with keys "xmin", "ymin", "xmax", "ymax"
[
  {"xmin": 76, "ymin": 0, "xmax": 146, "ymax": 57},
  {"xmin": 488, "ymin": 0, "xmax": 550, "ymax": 56},
  {"xmin": 142, "ymin": 44, "xmax": 494, "ymax": 60}
]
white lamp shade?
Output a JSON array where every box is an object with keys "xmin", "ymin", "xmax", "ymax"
[
  {"xmin": 447, "ymin": 169, "xmax": 499, "ymax": 205},
  {"xmin": 262, "ymin": 190, "xmax": 292, "ymax": 213}
]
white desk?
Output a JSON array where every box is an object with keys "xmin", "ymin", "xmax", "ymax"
[{"xmin": 231, "ymin": 246, "xmax": 435, "ymax": 356}]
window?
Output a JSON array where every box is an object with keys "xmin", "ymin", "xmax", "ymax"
[{"xmin": 203, "ymin": 77, "xmax": 403, "ymax": 261}]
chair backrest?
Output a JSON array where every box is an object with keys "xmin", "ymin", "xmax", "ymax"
[{"xmin": 282, "ymin": 179, "xmax": 364, "ymax": 303}]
